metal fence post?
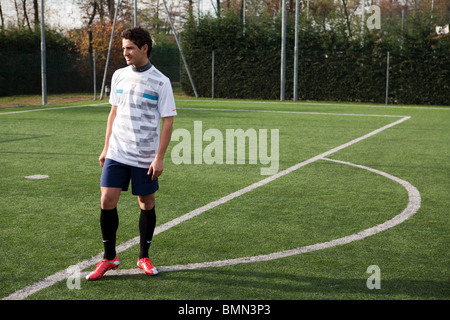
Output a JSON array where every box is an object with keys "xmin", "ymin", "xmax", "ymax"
[
  {"xmin": 280, "ymin": 0, "xmax": 286, "ymax": 101},
  {"xmin": 162, "ymin": 0, "xmax": 198, "ymax": 98},
  {"xmin": 212, "ymin": 50, "xmax": 215, "ymax": 99},
  {"xmin": 40, "ymin": 0, "xmax": 47, "ymax": 105},
  {"xmin": 100, "ymin": 0, "xmax": 121, "ymax": 100},
  {"xmin": 93, "ymin": 49, "xmax": 97, "ymax": 100},
  {"xmin": 293, "ymin": 0, "xmax": 300, "ymax": 101},
  {"xmin": 385, "ymin": 51, "xmax": 390, "ymax": 105}
]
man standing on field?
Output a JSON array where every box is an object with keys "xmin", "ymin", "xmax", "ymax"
[{"xmin": 86, "ymin": 27, "xmax": 176, "ymax": 281}]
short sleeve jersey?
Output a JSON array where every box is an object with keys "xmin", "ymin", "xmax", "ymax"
[{"xmin": 107, "ymin": 64, "xmax": 177, "ymax": 168}]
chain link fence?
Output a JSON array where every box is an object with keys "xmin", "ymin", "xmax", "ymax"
[
  {"xmin": 180, "ymin": 46, "xmax": 449, "ymax": 105},
  {"xmin": 0, "ymin": 46, "xmax": 181, "ymax": 98},
  {"xmin": 1, "ymin": 43, "xmax": 448, "ymax": 105}
]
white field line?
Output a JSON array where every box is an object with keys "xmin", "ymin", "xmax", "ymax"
[
  {"xmin": 176, "ymin": 98, "xmax": 450, "ymax": 111},
  {"xmin": 0, "ymin": 102, "xmax": 407, "ymax": 118},
  {"xmin": 1, "ymin": 99, "xmax": 448, "ymax": 116},
  {"xmin": 0, "ymin": 103, "xmax": 109, "ymax": 115},
  {"xmin": 103, "ymin": 157, "xmax": 420, "ymax": 274},
  {"xmin": 2, "ymin": 109, "xmax": 412, "ymax": 300},
  {"xmin": 177, "ymin": 107, "xmax": 406, "ymax": 118}
]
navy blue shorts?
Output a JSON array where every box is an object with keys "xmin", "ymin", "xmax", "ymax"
[{"xmin": 100, "ymin": 158, "xmax": 159, "ymax": 196}]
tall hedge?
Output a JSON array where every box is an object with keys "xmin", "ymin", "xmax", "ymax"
[
  {"xmin": 180, "ymin": 12, "xmax": 449, "ymax": 105},
  {"xmin": 0, "ymin": 28, "xmax": 90, "ymax": 96},
  {"xmin": 0, "ymin": 28, "xmax": 181, "ymax": 97}
]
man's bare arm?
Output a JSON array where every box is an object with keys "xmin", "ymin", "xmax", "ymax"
[
  {"xmin": 148, "ymin": 116, "xmax": 174, "ymax": 180},
  {"xmin": 99, "ymin": 105, "xmax": 118, "ymax": 167}
]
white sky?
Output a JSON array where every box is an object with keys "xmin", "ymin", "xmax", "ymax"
[
  {"xmin": 1, "ymin": 0, "xmax": 215, "ymax": 30},
  {"xmin": 1, "ymin": 0, "xmax": 83, "ymax": 29}
]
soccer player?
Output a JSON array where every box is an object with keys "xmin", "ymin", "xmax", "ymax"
[{"xmin": 86, "ymin": 27, "xmax": 176, "ymax": 281}]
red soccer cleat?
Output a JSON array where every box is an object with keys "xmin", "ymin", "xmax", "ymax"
[
  {"xmin": 137, "ymin": 257, "xmax": 158, "ymax": 275},
  {"xmin": 85, "ymin": 256, "xmax": 120, "ymax": 281}
]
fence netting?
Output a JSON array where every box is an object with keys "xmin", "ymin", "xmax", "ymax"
[{"xmin": 1, "ymin": 46, "xmax": 448, "ymax": 105}]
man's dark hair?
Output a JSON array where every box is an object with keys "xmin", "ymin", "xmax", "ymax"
[{"xmin": 120, "ymin": 27, "xmax": 153, "ymax": 58}]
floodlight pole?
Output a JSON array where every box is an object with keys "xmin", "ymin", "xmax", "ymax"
[
  {"xmin": 293, "ymin": 0, "xmax": 299, "ymax": 101},
  {"xmin": 134, "ymin": 0, "xmax": 138, "ymax": 27},
  {"xmin": 100, "ymin": 0, "xmax": 121, "ymax": 100},
  {"xmin": 162, "ymin": 0, "xmax": 198, "ymax": 98},
  {"xmin": 93, "ymin": 49, "xmax": 97, "ymax": 100},
  {"xmin": 306, "ymin": 0, "xmax": 310, "ymax": 20},
  {"xmin": 361, "ymin": 0, "xmax": 365, "ymax": 46},
  {"xmin": 280, "ymin": 0, "xmax": 286, "ymax": 101},
  {"xmin": 40, "ymin": 0, "xmax": 47, "ymax": 105},
  {"xmin": 243, "ymin": 0, "xmax": 246, "ymax": 35},
  {"xmin": 385, "ymin": 51, "xmax": 390, "ymax": 105},
  {"xmin": 431, "ymin": 0, "xmax": 434, "ymax": 20},
  {"xmin": 211, "ymin": 50, "xmax": 215, "ymax": 99}
]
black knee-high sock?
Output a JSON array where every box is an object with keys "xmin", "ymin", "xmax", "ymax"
[
  {"xmin": 100, "ymin": 208, "xmax": 119, "ymax": 260},
  {"xmin": 139, "ymin": 207, "xmax": 156, "ymax": 259}
]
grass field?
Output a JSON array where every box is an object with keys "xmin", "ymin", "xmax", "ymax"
[{"xmin": 0, "ymin": 97, "xmax": 448, "ymax": 304}]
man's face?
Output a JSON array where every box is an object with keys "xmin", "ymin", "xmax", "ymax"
[{"xmin": 122, "ymin": 39, "xmax": 148, "ymax": 67}]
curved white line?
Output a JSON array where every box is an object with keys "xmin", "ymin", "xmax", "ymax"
[
  {"xmin": 74, "ymin": 157, "xmax": 421, "ymax": 277},
  {"xmin": 118, "ymin": 158, "xmax": 420, "ymax": 273},
  {"xmin": 2, "ymin": 116, "xmax": 414, "ymax": 300}
]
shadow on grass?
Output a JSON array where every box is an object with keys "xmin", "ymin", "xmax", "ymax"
[{"xmin": 88, "ymin": 267, "xmax": 448, "ymax": 300}]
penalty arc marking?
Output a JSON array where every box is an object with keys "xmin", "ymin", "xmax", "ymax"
[
  {"xmin": 2, "ymin": 110, "xmax": 420, "ymax": 300},
  {"xmin": 85, "ymin": 157, "xmax": 421, "ymax": 276}
]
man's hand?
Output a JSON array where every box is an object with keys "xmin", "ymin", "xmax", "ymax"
[
  {"xmin": 148, "ymin": 116, "xmax": 173, "ymax": 180},
  {"xmin": 148, "ymin": 157, "xmax": 163, "ymax": 180},
  {"xmin": 99, "ymin": 150, "xmax": 107, "ymax": 167}
]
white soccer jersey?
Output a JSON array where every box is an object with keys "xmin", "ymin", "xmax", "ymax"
[{"xmin": 107, "ymin": 64, "xmax": 177, "ymax": 168}]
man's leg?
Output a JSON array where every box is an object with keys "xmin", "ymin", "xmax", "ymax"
[
  {"xmin": 100, "ymin": 187, "xmax": 121, "ymax": 260},
  {"xmin": 137, "ymin": 193, "xmax": 156, "ymax": 259},
  {"xmin": 86, "ymin": 187, "xmax": 121, "ymax": 280},
  {"xmin": 136, "ymin": 193, "xmax": 158, "ymax": 275}
]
